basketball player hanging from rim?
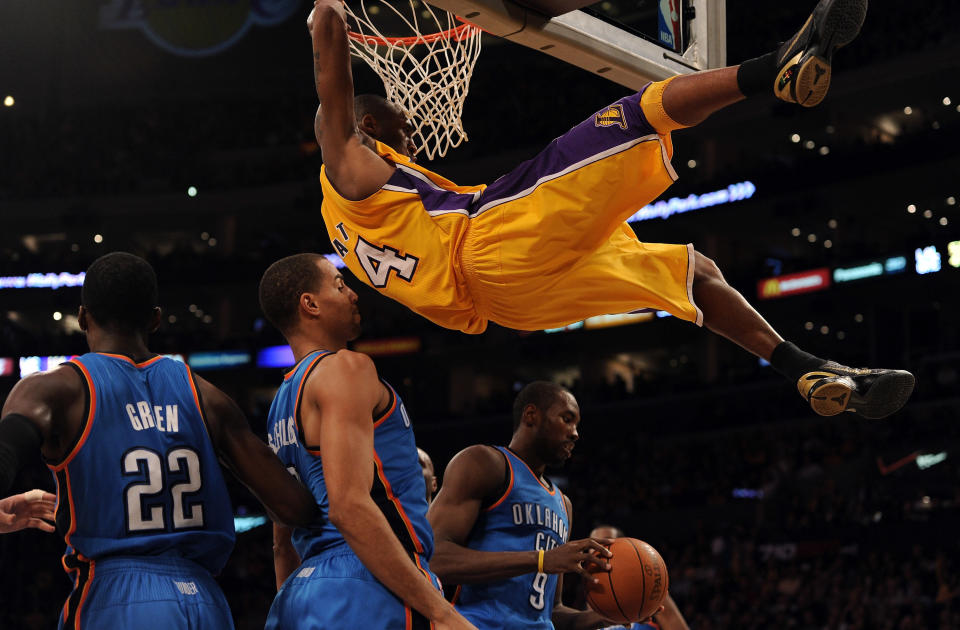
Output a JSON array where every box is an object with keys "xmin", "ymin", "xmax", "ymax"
[{"xmin": 309, "ymin": 0, "xmax": 916, "ymax": 420}]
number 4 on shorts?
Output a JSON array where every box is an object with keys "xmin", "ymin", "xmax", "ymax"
[{"xmin": 355, "ymin": 237, "xmax": 420, "ymax": 288}]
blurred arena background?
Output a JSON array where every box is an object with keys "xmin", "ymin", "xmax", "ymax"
[{"xmin": 2, "ymin": 1, "xmax": 960, "ymax": 628}]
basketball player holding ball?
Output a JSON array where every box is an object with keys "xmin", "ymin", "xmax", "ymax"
[
  {"xmin": 588, "ymin": 525, "xmax": 689, "ymax": 630},
  {"xmin": 428, "ymin": 381, "xmax": 652, "ymax": 629},
  {"xmin": 309, "ymin": 0, "xmax": 916, "ymax": 421}
]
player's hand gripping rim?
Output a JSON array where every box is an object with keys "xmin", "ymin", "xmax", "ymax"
[
  {"xmin": 307, "ymin": 0, "xmax": 348, "ymax": 34},
  {"xmin": 543, "ymin": 537, "xmax": 614, "ymax": 583}
]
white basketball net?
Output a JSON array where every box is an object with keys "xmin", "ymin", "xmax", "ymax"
[{"xmin": 344, "ymin": 0, "xmax": 482, "ymax": 160}]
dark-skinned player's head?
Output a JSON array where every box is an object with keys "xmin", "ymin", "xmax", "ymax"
[
  {"xmin": 589, "ymin": 524, "xmax": 625, "ymax": 540},
  {"xmin": 258, "ymin": 254, "xmax": 361, "ymax": 344},
  {"xmin": 511, "ymin": 381, "xmax": 580, "ymax": 467},
  {"xmin": 79, "ymin": 252, "xmax": 160, "ymax": 336},
  {"xmin": 313, "ymin": 95, "xmax": 417, "ymax": 159}
]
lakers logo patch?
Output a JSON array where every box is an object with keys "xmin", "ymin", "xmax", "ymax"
[{"xmin": 594, "ymin": 104, "xmax": 628, "ymax": 130}]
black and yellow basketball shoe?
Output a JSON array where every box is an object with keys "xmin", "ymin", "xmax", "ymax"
[
  {"xmin": 798, "ymin": 362, "xmax": 915, "ymax": 419},
  {"xmin": 774, "ymin": 0, "xmax": 868, "ymax": 107}
]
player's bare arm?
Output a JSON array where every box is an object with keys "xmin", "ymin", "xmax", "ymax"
[
  {"xmin": 428, "ymin": 445, "xmax": 612, "ymax": 584},
  {"xmin": 303, "ymin": 350, "xmax": 474, "ymax": 628},
  {"xmin": 0, "ymin": 365, "xmax": 87, "ymax": 494},
  {"xmin": 551, "ymin": 495, "xmax": 620, "ymax": 630},
  {"xmin": 308, "ymin": 1, "xmax": 395, "ymax": 201},
  {"xmin": 651, "ymin": 594, "xmax": 689, "ymax": 630},
  {"xmin": 272, "ymin": 523, "xmax": 302, "ymax": 590},
  {"xmin": 194, "ymin": 375, "xmax": 317, "ymax": 527}
]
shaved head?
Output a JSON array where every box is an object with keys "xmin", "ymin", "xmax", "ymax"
[{"xmin": 314, "ymin": 94, "xmax": 416, "ymax": 158}]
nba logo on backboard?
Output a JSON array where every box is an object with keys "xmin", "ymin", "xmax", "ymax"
[
  {"xmin": 658, "ymin": 0, "xmax": 682, "ymax": 51},
  {"xmin": 594, "ymin": 105, "xmax": 627, "ymax": 130}
]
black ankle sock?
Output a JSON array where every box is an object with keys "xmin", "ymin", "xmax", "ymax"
[
  {"xmin": 737, "ymin": 51, "xmax": 778, "ymax": 97},
  {"xmin": 769, "ymin": 341, "xmax": 826, "ymax": 381}
]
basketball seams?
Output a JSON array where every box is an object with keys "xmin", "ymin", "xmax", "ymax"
[
  {"xmin": 625, "ymin": 537, "xmax": 648, "ymax": 621},
  {"xmin": 590, "ymin": 542, "xmax": 632, "ymax": 624}
]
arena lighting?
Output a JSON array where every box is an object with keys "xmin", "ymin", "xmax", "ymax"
[
  {"xmin": 757, "ymin": 268, "xmax": 830, "ymax": 300},
  {"xmin": 583, "ymin": 312, "xmax": 654, "ymax": 330},
  {"xmin": 916, "ymin": 452, "xmax": 948, "ymax": 470},
  {"xmin": 833, "ymin": 262, "xmax": 883, "ymax": 283},
  {"xmin": 19, "ymin": 356, "xmax": 70, "ymax": 377},
  {"xmin": 233, "ymin": 515, "xmax": 268, "ymax": 533},
  {"xmin": 3, "ymin": 96, "xmax": 13, "ymax": 107},
  {"xmin": 0, "ymin": 271, "xmax": 85, "ymax": 290},
  {"xmin": 0, "ymin": 358, "xmax": 16, "ymax": 377},
  {"xmin": 353, "ymin": 337, "xmax": 421, "ymax": 356},
  {"xmin": 544, "ymin": 321, "xmax": 584, "ymax": 334},
  {"xmin": 914, "ymin": 246, "xmax": 941, "ymax": 275},
  {"xmin": 627, "ymin": 181, "xmax": 755, "ymax": 222},
  {"xmin": 885, "ymin": 256, "xmax": 907, "ymax": 273},
  {"xmin": 186, "ymin": 351, "xmax": 252, "ymax": 371},
  {"xmin": 732, "ymin": 488, "xmax": 764, "ymax": 499},
  {"xmin": 324, "ymin": 253, "xmax": 346, "ymax": 269},
  {"xmin": 257, "ymin": 345, "xmax": 295, "ymax": 368},
  {"xmin": 948, "ymin": 241, "xmax": 960, "ymax": 268}
]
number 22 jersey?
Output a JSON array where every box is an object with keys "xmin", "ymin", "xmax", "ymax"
[{"xmin": 47, "ymin": 353, "xmax": 235, "ymax": 574}]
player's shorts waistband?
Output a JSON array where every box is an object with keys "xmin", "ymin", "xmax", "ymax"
[{"xmin": 88, "ymin": 555, "xmax": 212, "ymax": 577}]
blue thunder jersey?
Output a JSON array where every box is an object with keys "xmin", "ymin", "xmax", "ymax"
[
  {"xmin": 266, "ymin": 350, "xmax": 433, "ymax": 562},
  {"xmin": 47, "ymin": 354, "xmax": 236, "ymax": 574},
  {"xmin": 454, "ymin": 446, "xmax": 570, "ymax": 629}
]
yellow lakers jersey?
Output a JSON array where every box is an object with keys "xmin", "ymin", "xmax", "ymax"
[{"xmin": 319, "ymin": 141, "xmax": 489, "ymax": 334}]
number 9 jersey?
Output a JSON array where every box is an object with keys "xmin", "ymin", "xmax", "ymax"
[{"xmin": 48, "ymin": 353, "xmax": 236, "ymax": 574}]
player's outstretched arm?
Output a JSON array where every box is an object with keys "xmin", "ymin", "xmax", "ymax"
[
  {"xmin": 194, "ymin": 376, "xmax": 317, "ymax": 527},
  {"xmin": 0, "ymin": 366, "xmax": 85, "ymax": 495},
  {"xmin": 308, "ymin": 1, "xmax": 395, "ymax": 200},
  {"xmin": 305, "ymin": 351, "xmax": 474, "ymax": 629},
  {"xmin": 428, "ymin": 446, "xmax": 612, "ymax": 584}
]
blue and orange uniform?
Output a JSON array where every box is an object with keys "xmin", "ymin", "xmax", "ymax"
[
  {"xmin": 264, "ymin": 350, "xmax": 439, "ymax": 630},
  {"xmin": 320, "ymin": 79, "xmax": 702, "ymax": 334},
  {"xmin": 451, "ymin": 446, "xmax": 570, "ymax": 629},
  {"xmin": 48, "ymin": 353, "xmax": 236, "ymax": 630}
]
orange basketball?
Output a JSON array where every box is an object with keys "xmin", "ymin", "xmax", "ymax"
[{"xmin": 585, "ymin": 537, "xmax": 669, "ymax": 624}]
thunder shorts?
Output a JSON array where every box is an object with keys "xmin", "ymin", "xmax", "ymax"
[
  {"xmin": 265, "ymin": 549, "xmax": 442, "ymax": 630},
  {"xmin": 57, "ymin": 555, "xmax": 233, "ymax": 630}
]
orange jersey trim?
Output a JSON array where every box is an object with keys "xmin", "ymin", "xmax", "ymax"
[
  {"xmin": 284, "ymin": 350, "xmax": 322, "ymax": 382},
  {"xmin": 74, "ymin": 556, "xmax": 95, "ymax": 630},
  {"xmin": 95, "ymin": 352, "xmax": 164, "ymax": 368},
  {"xmin": 506, "ymin": 447, "xmax": 556, "ymax": 495},
  {"xmin": 372, "ymin": 449, "xmax": 425, "ymax": 555},
  {"xmin": 293, "ymin": 352, "xmax": 333, "ymax": 454},
  {"xmin": 483, "ymin": 451, "xmax": 515, "ymax": 512},
  {"xmin": 49, "ymin": 360, "xmax": 97, "ymax": 472},
  {"xmin": 63, "ymin": 468, "xmax": 79, "ymax": 548},
  {"xmin": 185, "ymin": 364, "xmax": 205, "ymax": 418},
  {"xmin": 372, "ymin": 383, "xmax": 399, "ymax": 429}
]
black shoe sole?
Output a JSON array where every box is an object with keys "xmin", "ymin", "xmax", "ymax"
[
  {"xmin": 778, "ymin": 0, "xmax": 868, "ymax": 106},
  {"xmin": 849, "ymin": 370, "xmax": 915, "ymax": 419}
]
